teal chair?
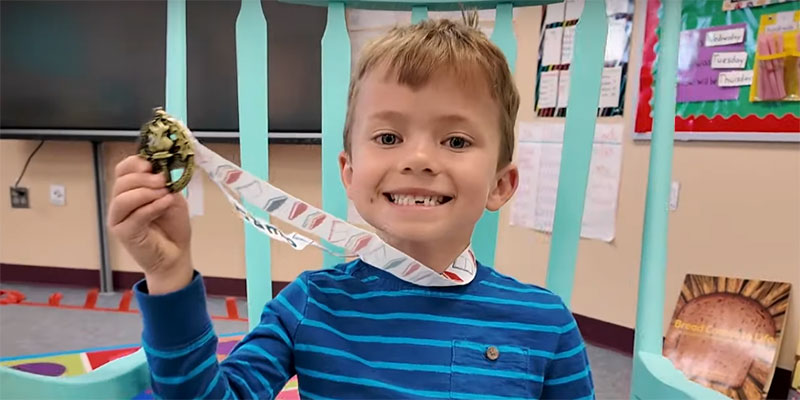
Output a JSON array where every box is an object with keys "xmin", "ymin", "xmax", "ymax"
[{"xmin": 0, "ymin": 0, "xmax": 728, "ymax": 398}]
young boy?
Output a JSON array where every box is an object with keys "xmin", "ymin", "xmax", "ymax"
[{"xmin": 108, "ymin": 18, "xmax": 593, "ymax": 399}]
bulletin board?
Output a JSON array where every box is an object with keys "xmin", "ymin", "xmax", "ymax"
[
  {"xmin": 534, "ymin": 0, "xmax": 634, "ymax": 117},
  {"xmin": 634, "ymin": 0, "xmax": 800, "ymax": 142}
]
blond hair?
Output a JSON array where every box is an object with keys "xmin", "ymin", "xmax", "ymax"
[{"xmin": 343, "ymin": 18, "xmax": 519, "ymax": 168}]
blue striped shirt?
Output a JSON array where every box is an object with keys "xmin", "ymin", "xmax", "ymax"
[{"xmin": 135, "ymin": 260, "xmax": 594, "ymax": 399}]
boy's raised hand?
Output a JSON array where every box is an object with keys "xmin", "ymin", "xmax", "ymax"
[{"xmin": 108, "ymin": 155, "xmax": 193, "ymax": 294}]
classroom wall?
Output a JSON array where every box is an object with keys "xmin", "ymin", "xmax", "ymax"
[
  {"xmin": 0, "ymin": 141, "xmax": 322, "ymax": 282},
  {"xmin": 0, "ymin": 140, "xmax": 100, "ymax": 270},
  {"xmin": 1, "ymin": 4, "xmax": 798, "ymax": 369},
  {"xmin": 494, "ymin": 5, "xmax": 800, "ymax": 371}
]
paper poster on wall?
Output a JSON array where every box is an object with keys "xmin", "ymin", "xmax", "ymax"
[
  {"xmin": 538, "ymin": 71, "xmax": 560, "ymax": 108},
  {"xmin": 564, "ymin": 0, "xmax": 584, "ymax": 21},
  {"xmin": 541, "ymin": 27, "xmax": 564, "ymax": 66},
  {"xmin": 606, "ymin": 0, "xmax": 631, "ymax": 15},
  {"xmin": 605, "ymin": 18, "xmax": 629, "ymax": 62},
  {"xmin": 600, "ymin": 66, "xmax": 623, "ymax": 108},
  {"xmin": 510, "ymin": 121, "xmax": 624, "ymax": 242},
  {"xmin": 677, "ymin": 24, "xmax": 748, "ymax": 102},
  {"xmin": 634, "ymin": 0, "xmax": 800, "ymax": 141},
  {"xmin": 550, "ymin": 67, "xmax": 624, "ymax": 111},
  {"xmin": 760, "ymin": 9, "xmax": 800, "ymax": 33},
  {"xmin": 543, "ymin": 1, "xmax": 565, "ymax": 25},
  {"xmin": 535, "ymin": 0, "xmax": 634, "ymax": 118},
  {"xmin": 560, "ymin": 26, "xmax": 576, "ymax": 64},
  {"xmin": 558, "ymin": 71, "xmax": 571, "ymax": 108},
  {"xmin": 750, "ymin": 10, "xmax": 800, "ymax": 102}
]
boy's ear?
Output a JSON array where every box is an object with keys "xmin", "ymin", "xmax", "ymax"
[
  {"xmin": 339, "ymin": 151, "xmax": 353, "ymax": 193},
  {"xmin": 486, "ymin": 163, "xmax": 518, "ymax": 212}
]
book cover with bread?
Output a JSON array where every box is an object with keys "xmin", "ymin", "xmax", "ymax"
[{"xmin": 664, "ymin": 274, "xmax": 791, "ymax": 399}]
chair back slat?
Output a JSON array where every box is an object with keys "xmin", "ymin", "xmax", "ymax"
[
  {"xmin": 544, "ymin": 0, "xmax": 607, "ymax": 304},
  {"xmin": 468, "ymin": 2, "xmax": 519, "ymax": 266},
  {"xmin": 412, "ymin": 5, "xmax": 429, "ymax": 23},
  {"xmin": 166, "ymin": 0, "xmax": 187, "ymax": 122},
  {"xmin": 0, "ymin": 349, "xmax": 149, "ymax": 398},
  {"xmin": 630, "ymin": 1, "xmax": 730, "ymax": 398},
  {"xmin": 235, "ymin": 0, "xmax": 272, "ymax": 329},
  {"xmin": 321, "ymin": 2, "xmax": 352, "ymax": 268}
]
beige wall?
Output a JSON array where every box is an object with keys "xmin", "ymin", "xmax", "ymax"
[
  {"xmin": 495, "ymin": 6, "xmax": 800, "ymax": 370},
  {"xmin": 0, "ymin": 140, "xmax": 100, "ymax": 270},
  {"xmin": 1, "ymin": 5, "xmax": 798, "ymax": 368},
  {"xmin": 0, "ymin": 141, "xmax": 321, "ymax": 282}
]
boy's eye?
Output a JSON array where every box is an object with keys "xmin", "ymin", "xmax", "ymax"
[
  {"xmin": 376, "ymin": 133, "xmax": 400, "ymax": 146},
  {"xmin": 445, "ymin": 136, "xmax": 470, "ymax": 149}
]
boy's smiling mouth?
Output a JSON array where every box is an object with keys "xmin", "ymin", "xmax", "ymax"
[{"xmin": 383, "ymin": 190, "xmax": 454, "ymax": 207}]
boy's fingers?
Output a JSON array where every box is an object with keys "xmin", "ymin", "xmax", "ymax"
[
  {"xmin": 116, "ymin": 195, "xmax": 174, "ymax": 236},
  {"xmin": 113, "ymin": 173, "xmax": 167, "ymax": 198},
  {"xmin": 108, "ymin": 187, "xmax": 170, "ymax": 227},
  {"xmin": 115, "ymin": 156, "xmax": 152, "ymax": 178}
]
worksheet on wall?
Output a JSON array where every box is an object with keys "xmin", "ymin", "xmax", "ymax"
[
  {"xmin": 510, "ymin": 121, "xmax": 624, "ymax": 242},
  {"xmin": 535, "ymin": 0, "xmax": 633, "ymax": 118}
]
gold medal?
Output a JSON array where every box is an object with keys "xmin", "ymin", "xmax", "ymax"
[{"xmin": 138, "ymin": 108, "xmax": 194, "ymax": 192}]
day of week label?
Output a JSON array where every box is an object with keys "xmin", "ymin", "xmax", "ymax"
[
  {"xmin": 718, "ymin": 70, "xmax": 753, "ymax": 87},
  {"xmin": 705, "ymin": 27, "xmax": 746, "ymax": 47},
  {"xmin": 711, "ymin": 52, "xmax": 748, "ymax": 69}
]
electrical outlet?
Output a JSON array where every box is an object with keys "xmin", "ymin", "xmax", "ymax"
[
  {"xmin": 670, "ymin": 181, "xmax": 680, "ymax": 211},
  {"xmin": 10, "ymin": 187, "xmax": 29, "ymax": 209},
  {"xmin": 50, "ymin": 184, "xmax": 65, "ymax": 206}
]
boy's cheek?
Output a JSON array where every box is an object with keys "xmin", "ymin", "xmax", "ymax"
[{"xmin": 345, "ymin": 181, "xmax": 370, "ymax": 203}]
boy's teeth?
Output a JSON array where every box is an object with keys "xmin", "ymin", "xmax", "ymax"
[{"xmin": 389, "ymin": 194, "xmax": 444, "ymax": 206}]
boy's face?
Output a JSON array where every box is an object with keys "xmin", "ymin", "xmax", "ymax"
[{"xmin": 340, "ymin": 64, "xmax": 518, "ymax": 252}]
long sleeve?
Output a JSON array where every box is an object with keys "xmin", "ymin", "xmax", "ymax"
[
  {"xmin": 135, "ymin": 271, "xmax": 308, "ymax": 399},
  {"xmin": 540, "ymin": 309, "xmax": 595, "ymax": 400}
]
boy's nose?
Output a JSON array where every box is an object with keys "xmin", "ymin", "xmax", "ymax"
[{"xmin": 400, "ymin": 142, "xmax": 440, "ymax": 175}]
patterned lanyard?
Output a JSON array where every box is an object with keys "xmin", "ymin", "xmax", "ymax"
[{"xmin": 142, "ymin": 109, "xmax": 477, "ymax": 287}]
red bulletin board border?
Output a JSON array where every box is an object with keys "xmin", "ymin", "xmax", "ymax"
[{"xmin": 634, "ymin": 0, "xmax": 800, "ymax": 137}]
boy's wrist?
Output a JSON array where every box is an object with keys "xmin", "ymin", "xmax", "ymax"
[{"xmin": 144, "ymin": 258, "xmax": 194, "ymax": 295}]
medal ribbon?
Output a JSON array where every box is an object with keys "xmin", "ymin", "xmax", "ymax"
[{"xmin": 184, "ymin": 129, "xmax": 477, "ymax": 287}]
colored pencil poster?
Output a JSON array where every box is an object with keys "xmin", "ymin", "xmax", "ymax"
[{"xmin": 664, "ymin": 274, "xmax": 791, "ymax": 399}]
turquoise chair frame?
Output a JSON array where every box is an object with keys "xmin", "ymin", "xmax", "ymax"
[{"xmin": 0, "ymin": 0, "xmax": 728, "ymax": 398}]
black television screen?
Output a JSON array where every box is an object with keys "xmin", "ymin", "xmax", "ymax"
[{"xmin": 0, "ymin": 0, "xmax": 324, "ymax": 133}]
